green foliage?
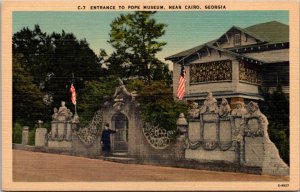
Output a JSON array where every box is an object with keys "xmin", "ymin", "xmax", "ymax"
[
  {"xmin": 28, "ymin": 129, "xmax": 36, "ymax": 146},
  {"xmin": 77, "ymin": 76, "xmax": 119, "ymax": 126},
  {"xmin": 12, "ymin": 14, "xmax": 175, "ymax": 136},
  {"xmin": 13, "ymin": 122, "xmax": 23, "ymax": 144},
  {"xmin": 128, "ymin": 80, "xmax": 188, "ymax": 131},
  {"xmin": 107, "ymin": 11, "xmax": 171, "ymax": 83},
  {"xmin": 150, "ymin": 59, "xmax": 172, "ymax": 86},
  {"xmin": 258, "ymin": 86, "xmax": 289, "ymax": 164},
  {"xmin": 13, "ymin": 25, "xmax": 104, "ymax": 124},
  {"xmin": 13, "ymin": 54, "xmax": 44, "ymax": 124}
]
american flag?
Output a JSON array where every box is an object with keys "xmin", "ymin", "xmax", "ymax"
[
  {"xmin": 70, "ymin": 83, "xmax": 76, "ymax": 105},
  {"xmin": 177, "ymin": 65, "xmax": 186, "ymax": 100}
]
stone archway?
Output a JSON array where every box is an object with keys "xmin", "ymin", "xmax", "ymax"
[{"xmin": 111, "ymin": 113, "xmax": 128, "ymax": 152}]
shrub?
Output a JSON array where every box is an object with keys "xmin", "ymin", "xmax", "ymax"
[
  {"xmin": 13, "ymin": 122, "xmax": 23, "ymax": 144},
  {"xmin": 28, "ymin": 128, "xmax": 36, "ymax": 146},
  {"xmin": 258, "ymin": 86, "xmax": 289, "ymax": 164}
]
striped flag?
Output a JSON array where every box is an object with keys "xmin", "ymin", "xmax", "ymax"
[
  {"xmin": 177, "ymin": 65, "xmax": 186, "ymax": 100},
  {"xmin": 70, "ymin": 83, "xmax": 76, "ymax": 105}
]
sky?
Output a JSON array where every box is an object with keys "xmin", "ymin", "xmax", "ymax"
[{"xmin": 13, "ymin": 11, "xmax": 288, "ymax": 70}]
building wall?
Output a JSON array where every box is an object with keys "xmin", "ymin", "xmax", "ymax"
[
  {"xmin": 173, "ymin": 48, "xmax": 262, "ymax": 98},
  {"xmin": 237, "ymin": 82, "xmax": 259, "ymax": 94},
  {"xmin": 186, "ymin": 50, "xmax": 259, "ymax": 96},
  {"xmin": 172, "ymin": 62, "xmax": 181, "ymax": 98},
  {"xmin": 189, "ymin": 82, "xmax": 233, "ymax": 94},
  {"xmin": 184, "ymin": 65, "xmax": 190, "ymax": 95},
  {"xmin": 188, "ymin": 49, "xmax": 236, "ymax": 94}
]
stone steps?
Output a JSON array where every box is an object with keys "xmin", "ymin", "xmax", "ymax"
[
  {"xmin": 103, "ymin": 156, "xmax": 137, "ymax": 164},
  {"xmin": 111, "ymin": 152, "xmax": 128, "ymax": 156},
  {"xmin": 102, "ymin": 151, "xmax": 137, "ymax": 164}
]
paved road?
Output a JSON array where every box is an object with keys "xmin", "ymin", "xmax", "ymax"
[{"xmin": 13, "ymin": 150, "xmax": 288, "ymax": 182}]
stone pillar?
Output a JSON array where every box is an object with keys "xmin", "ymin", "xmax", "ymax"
[
  {"xmin": 188, "ymin": 121, "xmax": 201, "ymax": 142},
  {"xmin": 35, "ymin": 128, "xmax": 48, "ymax": 147},
  {"xmin": 66, "ymin": 122, "xmax": 72, "ymax": 141},
  {"xmin": 175, "ymin": 113, "xmax": 188, "ymax": 160},
  {"xmin": 51, "ymin": 122, "xmax": 58, "ymax": 139},
  {"xmin": 57, "ymin": 122, "xmax": 65, "ymax": 140},
  {"xmin": 22, "ymin": 126, "xmax": 29, "ymax": 145},
  {"xmin": 71, "ymin": 113, "xmax": 80, "ymax": 131}
]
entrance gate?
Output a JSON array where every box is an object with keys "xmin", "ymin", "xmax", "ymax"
[{"xmin": 112, "ymin": 113, "xmax": 128, "ymax": 152}]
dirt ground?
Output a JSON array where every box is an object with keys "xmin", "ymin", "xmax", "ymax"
[{"xmin": 13, "ymin": 149, "xmax": 289, "ymax": 182}]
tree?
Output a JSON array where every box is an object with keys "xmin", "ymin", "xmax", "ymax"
[
  {"xmin": 13, "ymin": 53, "xmax": 44, "ymax": 125},
  {"xmin": 108, "ymin": 11, "xmax": 170, "ymax": 83},
  {"xmin": 106, "ymin": 12, "xmax": 178, "ymax": 129},
  {"xmin": 77, "ymin": 76, "xmax": 118, "ymax": 126},
  {"xmin": 13, "ymin": 25, "xmax": 51, "ymax": 85},
  {"xmin": 45, "ymin": 31, "xmax": 102, "ymax": 108},
  {"xmin": 13, "ymin": 25, "xmax": 104, "ymax": 111},
  {"xmin": 258, "ymin": 86, "xmax": 290, "ymax": 164}
]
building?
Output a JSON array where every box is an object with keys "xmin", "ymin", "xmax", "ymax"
[{"xmin": 165, "ymin": 21, "xmax": 289, "ymax": 106}]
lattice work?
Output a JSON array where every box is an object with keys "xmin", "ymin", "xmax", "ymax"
[
  {"xmin": 190, "ymin": 60, "xmax": 232, "ymax": 83},
  {"xmin": 142, "ymin": 123, "xmax": 176, "ymax": 149},
  {"xmin": 239, "ymin": 61, "xmax": 262, "ymax": 85},
  {"xmin": 76, "ymin": 109, "xmax": 103, "ymax": 146}
]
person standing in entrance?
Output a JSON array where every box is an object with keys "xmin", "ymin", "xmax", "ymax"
[{"xmin": 101, "ymin": 123, "xmax": 116, "ymax": 157}]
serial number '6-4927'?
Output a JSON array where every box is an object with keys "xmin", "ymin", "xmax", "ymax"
[{"xmin": 278, "ymin": 184, "xmax": 289, "ymax": 187}]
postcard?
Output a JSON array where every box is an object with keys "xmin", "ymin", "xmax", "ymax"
[{"xmin": 2, "ymin": 0, "xmax": 300, "ymax": 191}]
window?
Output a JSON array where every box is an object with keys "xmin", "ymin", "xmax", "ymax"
[{"xmin": 234, "ymin": 33, "xmax": 241, "ymax": 46}]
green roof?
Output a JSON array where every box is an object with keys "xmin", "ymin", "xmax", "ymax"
[
  {"xmin": 166, "ymin": 21, "xmax": 289, "ymax": 60},
  {"xmin": 244, "ymin": 21, "xmax": 289, "ymax": 43}
]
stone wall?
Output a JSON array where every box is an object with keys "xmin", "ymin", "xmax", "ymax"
[
  {"xmin": 30, "ymin": 84, "xmax": 288, "ymax": 177},
  {"xmin": 72, "ymin": 133, "xmax": 101, "ymax": 158},
  {"xmin": 131, "ymin": 112, "xmax": 177, "ymax": 161},
  {"xmin": 185, "ymin": 113, "xmax": 238, "ymax": 163},
  {"xmin": 100, "ymin": 100, "xmax": 176, "ymax": 161},
  {"xmin": 185, "ymin": 93, "xmax": 289, "ymax": 176}
]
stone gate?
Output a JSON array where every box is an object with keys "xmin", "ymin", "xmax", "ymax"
[
  {"xmin": 28, "ymin": 81, "xmax": 289, "ymax": 177},
  {"xmin": 44, "ymin": 79, "xmax": 178, "ymax": 161}
]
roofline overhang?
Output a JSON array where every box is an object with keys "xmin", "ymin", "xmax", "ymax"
[
  {"xmin": 228, "ymin": 42, "xmax": 289, "ymax": 54},
  {"xmin": 169, "ymin": 44, "xmax": 266, "ymax": 66},
  {"xmin": 183, "ymin": 91, "xmax": 264, "ymax": 101},
  {"xmin": 166, "ymin": 21, "xmax": 289, "ymax": 61}
]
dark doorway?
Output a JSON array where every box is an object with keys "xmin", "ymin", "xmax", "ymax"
[{"xmin": 112, "ymin": 113, "xmax": 128, "ymax": 152}]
